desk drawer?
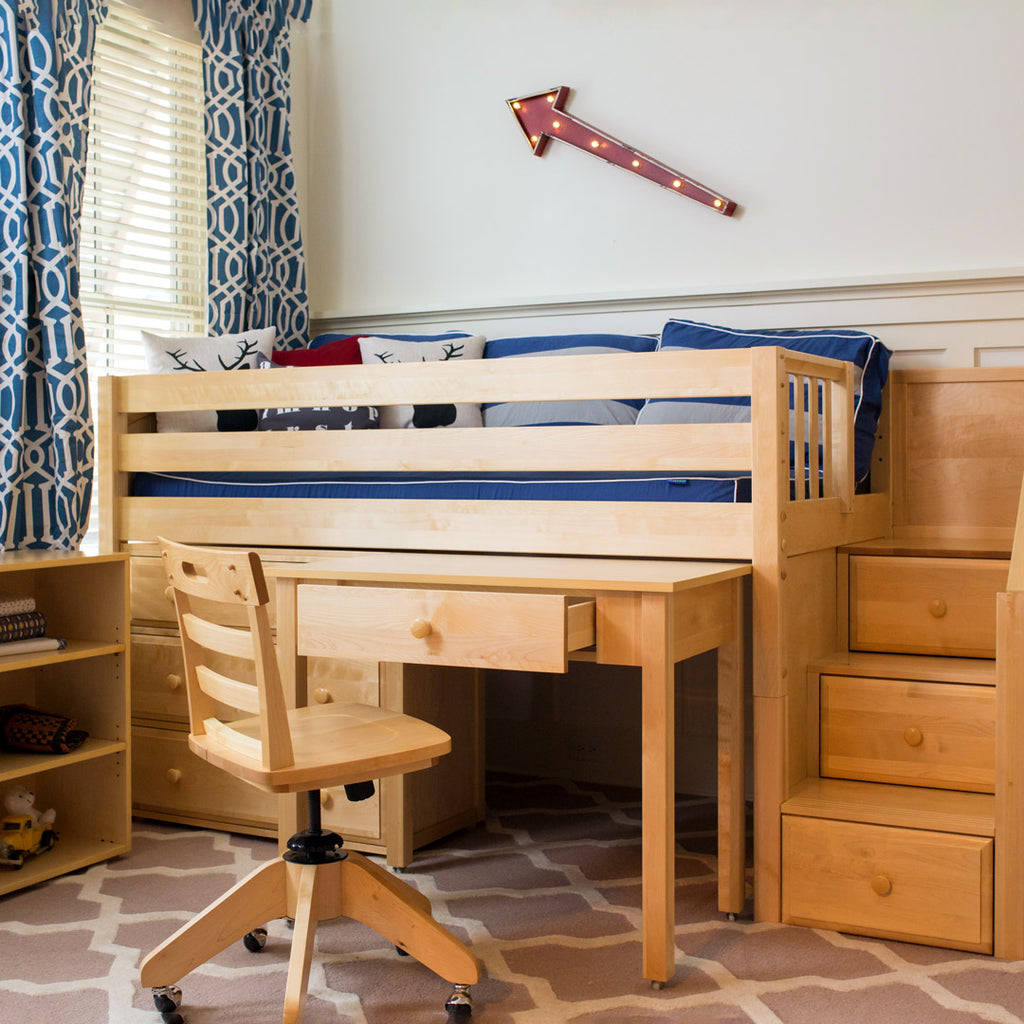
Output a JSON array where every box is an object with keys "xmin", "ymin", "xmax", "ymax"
[
  {"xmin": 132, "ymin": 725, "xmax": 277, "ymax": 831},
  {"xmin": 782, "ymin": 815, "xmax": 993, "ymax": 952},
  {"xmin": 849, "ymin": 556, "xmax": 1006, "ymax": 657},
  {"xmin": 297, "ymin": 585, "xmax": 595, "ymax": 672},
  {"xmin": 820, "ymin": 674, "xmax": 996, "ymax": 792}
]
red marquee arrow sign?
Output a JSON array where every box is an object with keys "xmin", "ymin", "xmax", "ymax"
[{"xmin": 507, "ymin": 86, "xmax": 738, "ymax": 216}]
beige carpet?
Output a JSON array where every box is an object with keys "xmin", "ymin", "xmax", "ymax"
[{"xmin": 1, "ymin": 774, "xmax": 1022, "ymax": 1023}]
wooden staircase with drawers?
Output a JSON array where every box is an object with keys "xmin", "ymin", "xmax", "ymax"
[{"xmin": 780, "ymin": 367, "xmax": 1024, "ymax": 957}]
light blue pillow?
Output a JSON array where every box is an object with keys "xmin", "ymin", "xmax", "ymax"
[
  {"xmin": 639, "ymin": 319, "xmax": 890, "ymax": 482},
  {"xmin": 482, "ymin": 334, "xmax": 657, "ymax": 427}
]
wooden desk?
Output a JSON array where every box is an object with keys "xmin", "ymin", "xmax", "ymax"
[{"xmin": 268, "ymin": 551, "xmax": 751, "ymax": 985}]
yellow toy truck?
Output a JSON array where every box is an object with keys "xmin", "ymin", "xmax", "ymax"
[{"xmin": 0, "ymin": 813, "xmax": 58, "ymax": 868}]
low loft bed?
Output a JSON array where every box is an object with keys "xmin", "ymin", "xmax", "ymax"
[{"xmin": 98, "ymin": 345, "xmax": 889, "ymax": 920}]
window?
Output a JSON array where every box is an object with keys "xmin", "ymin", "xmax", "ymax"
[{"xmin": 79, "ymin": 0, "xmax": 206, "ymax": 547}]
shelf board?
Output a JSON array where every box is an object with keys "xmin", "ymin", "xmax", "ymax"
[
  {"xmin": 782, "ymin": 777, "xmax": 994, "ymax": 837},
  {"xmin": 0, "ymin": 832, "xmax": 129, "ymax": 896},
  {"xmin": 0, "ymin": 737, "xmax": 128, "ymax": 784},
  {"xmin": 809, "ymin": 650, "xmax": 996, "ymax": 686},
  {"xmin": 0, "ymin": 638, "xmax": 125, "ymax": 672}
]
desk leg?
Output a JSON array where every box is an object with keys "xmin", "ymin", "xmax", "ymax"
[
  {"xmin": 717, "ymin": 576, "xmax": 746, "ymax": 917},
  {"xmin": 641, "ymin": 593, "xmax": 675, "ymax": 985}
]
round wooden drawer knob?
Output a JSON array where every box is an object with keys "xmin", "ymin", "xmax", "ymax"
[
  {"xmin": 320, "ymin": 791, "xmax": 333, "ymax": 809},
  {"xmin": 166, "ymin": 673, "xmax": 182, "ymax": 691},
  {"xmin": 164, "ymin": 586, "xmax": 175, "ymax": 603},
  {"xmin": 410, "ymin": 618, "xmax": 432, "ymax": 639},
  {"xmin": 929, "ymin": 599, "xmax": 948, "ymax": 618},
  {"xmin": 166, "ymin": 768, "xmax": 183, "ymax": 785},
  {"xmin": 871, "ymin": 874, "xmax": 893, "ymax": 897},
  {"xmin": 903, "ymin": 726, "xmax": 923, "ymax": 747},
  {"xmin": 313, "ymin": 687, "xmax": 333, "ymax": 704}
]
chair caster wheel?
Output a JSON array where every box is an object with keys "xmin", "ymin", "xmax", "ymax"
[
  {"xmin": 651, "ymin": 979, "xmax": 667, "ymax": 990},
  {"xmin": 151, "ymin": 985, "xmax": 183, "ymax": 1022},
  {"xmin": 243, "ymin": 927, "xmax": 268, "ymax": 952},
  {"xmin": 445, "ymin": 983, "xmax": 472, "ymax": 1019},
  {"xmin": 395, "ymin": 944, "xmax": 411, "ymax": 957}
]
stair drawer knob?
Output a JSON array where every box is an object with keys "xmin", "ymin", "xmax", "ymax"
[
  {"xmin": 166, "ymin": 674, "xmax": 182, "ymax": 691},
  {"xmin": 410, "ymin": 618, "xmax": 432, "ymax": 639},
  {"xmin": 903, "ymin": 726, "xmax": 923, "ymax": 747},
  {"xmin": 871, "ymin": 874, "xmax": 893, "ymax": 897},
  {"xmin": 320, "ymin": 791, "xmax": 333, "ymax": 808},
  {"xmin": 313, "ymin": 687, "xmax": 333, "ymax": 704},
  {"xmin": 164, "ymin": 586, "xmax": 175, "ymax": 603},
  {"xmin": 929, "ymin": 599, "xmax": 948, "ymax": 618},
  {"xmin": 166, "ymin": 768, "xmax": 183, "ymax": 785}
]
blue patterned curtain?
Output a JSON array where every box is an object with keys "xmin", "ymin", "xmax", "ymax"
[
  {"xmin": 0, "ymin": 0, "xmax": 106, "ymax": 550},
  {"xmin": 191, "ymin": 0, "xmax": 311, "ymax": 350}
]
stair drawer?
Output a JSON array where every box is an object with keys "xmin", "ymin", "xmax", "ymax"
[
  {"xmin": 849, "ymin": 556, "xmax": 1007, "ymax": 657},
  {"xmin": 820, "ymin": 674, "xmax": 996, "ymax": 792},
  {"xmin": 132, "ymin": 725, "xmax": 278, "ymax": 831},
  {"xmin": 782, "ymin": 815, "xmax": 993, "ymax": 952},
  {"xmin": 296, "ymin": 585, "xmax": 595, "ymax": 672}
]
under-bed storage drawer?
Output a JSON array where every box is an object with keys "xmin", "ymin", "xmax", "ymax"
[
  {"xmin": 296, "ymin": 585, "xmax": 596, "ymax": 672},
  {"xmin": 849, "ymin": 556, "xmax": 1007, "ymax": 657},
  {"xmin": 131, "ymin": 554, "xmax": 279, "ymax": 629},
  {"xmin": 132, "ymin": 725, "xmax": 278, "ymax": 832},
  {"xmin": 782, "ymin": 815, "xmax": 993, "ymax": 953},
  {"xmin": 820, "ymin": 674, "xmax": 996, "ymax": 792}
]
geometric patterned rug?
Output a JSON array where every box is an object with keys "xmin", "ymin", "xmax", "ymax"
[{"xmin": 1, "ymin": 774, "xmax": 1022, "ymax": 1024}]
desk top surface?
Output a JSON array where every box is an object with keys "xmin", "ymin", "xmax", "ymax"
[{"xmin": 263, "ymin": 550, "xmax": 751, "ymax": 594}]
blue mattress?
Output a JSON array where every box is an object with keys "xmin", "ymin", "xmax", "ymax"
[{"xmin": 133, "ymin": 471, "xmax": 753, "ymax": 504}]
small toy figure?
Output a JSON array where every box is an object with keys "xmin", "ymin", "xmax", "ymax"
[{"xmin": 0, "ymin": 785, "xmax": 58, "ymax": 869}]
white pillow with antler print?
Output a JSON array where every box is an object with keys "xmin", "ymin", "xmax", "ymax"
[
  {"xmin": 141, "ymin": 326, "xmax": 276, "ymax": 432},
  {"xmin": 357, "ymin": 334, "xmax": 486, "ymax": 428}
]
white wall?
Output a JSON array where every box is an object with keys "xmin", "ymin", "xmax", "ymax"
[{"xmin": 296, "ymin": 0, "xmax": 1024, "ymax": 321}]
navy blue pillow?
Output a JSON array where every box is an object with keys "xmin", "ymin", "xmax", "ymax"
[
  {"xmin": 639, "ymin": 319, "xmax": 890, "ymax": 482},
  {"xmin": 482, "ymin": 334, "xmax": 657, "ymax": 427},
  {"xmin": 254, "ymin": 354, "xmax": 380, "ymax": 431}
]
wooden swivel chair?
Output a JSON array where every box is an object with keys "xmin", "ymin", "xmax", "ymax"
[{"xmin": 140, "ymin": 539, "xmax": 482, "ymax": 1023}]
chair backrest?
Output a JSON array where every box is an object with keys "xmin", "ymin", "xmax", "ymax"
[{"xmin": 159, "ymin": 538, "xmax": 294, "ymax": 772}]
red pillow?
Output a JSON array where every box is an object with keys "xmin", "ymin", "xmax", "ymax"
[{"xmin": 271, "ymin": 335, "xmax": 363, "ymax": 366}]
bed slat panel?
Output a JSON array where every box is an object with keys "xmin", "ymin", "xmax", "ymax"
[
  {"xmin": 115, "ymin": 349, "xmax": 755, "ymax": 413},
  {"xmin": 119, "ymin": 497, "xmax": 755, "ymax": 560},
  {"xmin": 118, "ymin": 422, "xmax": 753, "ymax": 474}
]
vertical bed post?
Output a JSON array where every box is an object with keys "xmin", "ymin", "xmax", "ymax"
[
  {"xmin": 96, "ymin": 375, "xmax": 126, "ymax": 554},
  {"xmin": 749, "ymin": 347, "xmax": 790, "ymax": 922}
]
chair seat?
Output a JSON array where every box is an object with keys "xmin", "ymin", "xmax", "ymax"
[{"xmin": 188, "ymin": 701, "xmax": 451, "ymax": 794}]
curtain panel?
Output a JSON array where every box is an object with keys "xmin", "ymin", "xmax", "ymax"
[
  {"xmin": 0, "ymin": 0, "xmax": 106, "ymax": 550},
  {"xmin": 191, "ymin": 0, "xmax": 311, "ymax": 350}
]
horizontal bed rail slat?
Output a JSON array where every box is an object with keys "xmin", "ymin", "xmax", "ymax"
[
  {"xmin": 119, "ymin": 497, "xmax": 756, "ymax": 560},
  {"xmin": 114, "ymin": 349, "xmax": 762, "ymax": 412},
  {"xmin": 118, "ymin": 422, "xmax": 753, "ymax": 473}
]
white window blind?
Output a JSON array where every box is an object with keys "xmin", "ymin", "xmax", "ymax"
[
  {"xmin": 80, "ymin": 0, "xmax": 206, "ymax": 373},
  {"xmin": 80, "ymin": 0, "xmax": 206, "ymax": 548}
]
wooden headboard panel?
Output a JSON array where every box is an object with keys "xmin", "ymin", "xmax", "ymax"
[{"xmin": 887, "ymin": 367, "xmax": 1024, "ymax": 541}]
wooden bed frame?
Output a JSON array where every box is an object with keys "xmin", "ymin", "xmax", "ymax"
[{"xmin": 98, "ymin": 345, "xmax": 889, "ymax": 921}]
